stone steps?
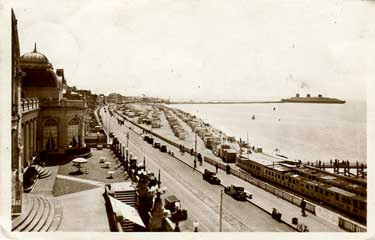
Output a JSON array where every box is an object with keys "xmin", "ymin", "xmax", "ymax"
[
  {"xmin": 34, "ymin": 165, "xmax": 52, "ymax": 179},
  {"xmin": 38, "ymin": 198, "xmax": 55, "ymax": 232},
  {"xmin": 32, "ymin": 197, "xmax": 51, "ymax": 231},
  {"xmin": 13, "ymin": 195, "xmax": 41, "ymax": 231},
  {"xmin": 48, "ymin": 198, "xmax": 63, "ymax": 232},
  {"xmin": 121, "ymin": 219, "xmax": 136, "ymax": 231},
  {"xmin": 23, "ymin": 196, "xmax": 46, "ymax": 231},
  {"xmin": 11, "ymin": 194, "xmax": 34, "ymax": 230},
  {"xmin": 12, "ymin": 194, "xmax": 62, "ymax": 232}
]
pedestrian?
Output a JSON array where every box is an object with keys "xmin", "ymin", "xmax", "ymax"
[
  {"xmin": 215, "ymin": 163, "xmax": 218, "ymax": 173},
  {"xmin": 191, "ymin": 148, "xmax": 194, "ymax": 155},
  {"xmin": 300, "ymin": 198, "xmax": 307, "ymax": 216}
]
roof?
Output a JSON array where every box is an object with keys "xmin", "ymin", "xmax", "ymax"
[
  {"xmin": 20, "ymin": 43, "xmax": 52, "ymax": 69},
  {"xmin": 328, "ymin": 186, "xmax": 356, "ymax": 197},
  {"xmin": 268, "ymin": 164, "xmax": 291, "ymax": 172},
  {"xmin": 319, "ymin": 175, "xmax": 337, "ymax": 181},
  {"xmin": 109, "ymin": 196, "xmax": 145, "ymax": 228},
  {"xmin": 165, "ymin": 194, "xmax": 179, "ymax": 203}
]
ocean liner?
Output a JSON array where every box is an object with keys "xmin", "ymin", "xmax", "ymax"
[{"xmin": 281, "ymin": 94, "xmax": 345, "ymax": 104}]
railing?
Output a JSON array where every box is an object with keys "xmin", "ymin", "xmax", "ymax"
[
  {"xmin": 204, "ymin": 155, "xmax": 316, "ymax": 214},
  {"xmin": 20, "ymin": 98, "xmax": 39, "ymax": 113},
  {"xmin": 338, "ymin": 217, "xmax": 366, "ymax": 232}
]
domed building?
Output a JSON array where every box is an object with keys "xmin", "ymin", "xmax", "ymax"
[
  {"xmin": 18, "ymin": 44, "xmax": 87, "ymax": 155},
  {"xmin": 11, "ymin": 10, "xmax": 88, "ymax": 226}
]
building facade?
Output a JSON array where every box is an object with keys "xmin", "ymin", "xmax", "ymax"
[{"xmin": 11, "ymin": 10, "xmax": 87, "ymax": 216}]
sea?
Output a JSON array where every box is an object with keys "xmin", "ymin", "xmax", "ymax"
[{"xmin": 171, "ymin": 101, "xmax": 366, "ymax": 164}]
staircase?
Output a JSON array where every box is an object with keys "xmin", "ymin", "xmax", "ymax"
[
  {"xmin": 12, "ymin": 194, "xmax": 63, "ymax": 232},
  {"xmin": 34, "ymin": 165, "xmax": 52, "ymax": 179},
  {"xmin": 113, "ymin": 190, "xmax": 137, "ymax": 231}
]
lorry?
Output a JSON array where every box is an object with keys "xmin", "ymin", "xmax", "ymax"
[
  {"xmin": 164, "ymin": 195, "xmax": 188, "ymax": 223},
  {"xmin": 202, "ymin": 169, "xmax": 221, "ymax": 185},
  {"xmin": 224, "ymin": 184, "xmax": 247, "ymax": 201}
]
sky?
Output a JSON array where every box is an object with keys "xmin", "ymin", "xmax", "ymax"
[{"xmin": 8, "ymin": 0, "xmax": 375, "ymax": 101}]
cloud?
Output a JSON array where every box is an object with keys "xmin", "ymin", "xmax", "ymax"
[{"xmin": 11, "ymin": 0, "xmax": 372, "ymax": 100}]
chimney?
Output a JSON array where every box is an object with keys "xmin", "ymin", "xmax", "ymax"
[{"xmin": 306, "ymin": 94, "xmax": 311, "ymax": 98}]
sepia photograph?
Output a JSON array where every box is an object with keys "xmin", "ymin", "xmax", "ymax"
[{"xmin": 0, "ymin": 0, "xmax": 374, "ymax": 239}]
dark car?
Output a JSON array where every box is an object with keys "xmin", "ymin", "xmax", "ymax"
[
  {"xmin": 224, "ymin": 185, "xmax": 247, "ymax": 201},
  {"xmin": 153, "ymin": 142, "xmax": 161, "ymax": 149},
  {"xmin": 203, "ymin": 169, "xmax": 221, "ymax": 184},
  {"xmin": 160, "ymin": 145, "xmax": 167, "ymax": 152}
]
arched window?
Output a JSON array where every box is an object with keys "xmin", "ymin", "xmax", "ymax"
[
  {"xmin": 43, "ymin": 119, "xmax": 58, "ymax": 150},
  {"xmin": 68, "ymin": 118, "xmax": 80, "ymax": 147}
]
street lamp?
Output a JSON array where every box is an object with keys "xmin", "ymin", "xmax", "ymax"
[
  {"xmin": 127, "ymin": 131, "xmax": 129, "ymax": 148},
  {"xmin": 193, "ymin": 220, "xmax": 199, "ymax": 232},
  {"xmin": 174, "ymin": 201, "xmax": 181, "ymax": 232}
]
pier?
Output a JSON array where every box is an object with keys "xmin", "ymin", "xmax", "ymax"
[
  {"xmin": 305, "ymin": 160, "xmax": 367, "ymax": 178},
  {"xmin": 168, "ymin": 100, "xmax": 282, "ymax": 104}
]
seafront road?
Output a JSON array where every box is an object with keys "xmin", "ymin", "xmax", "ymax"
[
  {"xmin": 100, "ymin": 107, "xmax": 292, "ymax": 232},
  {"xmin": 100, "ymin": 106, "xmax": 343, "ymax": 232}
]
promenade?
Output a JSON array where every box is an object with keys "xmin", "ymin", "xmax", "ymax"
[{"xmin": 109, "ymin": 106, "xmax": 344, "ymax": 232}]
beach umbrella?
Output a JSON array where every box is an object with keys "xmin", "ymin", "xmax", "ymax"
[{"xmin": 72, "ymin": 157, "xmax": 88, "ymax": 164}]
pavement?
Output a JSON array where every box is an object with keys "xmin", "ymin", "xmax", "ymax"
[
  {"xmin": 111, "ymin": 106, "xmax": 344, "ymax": 232},
  {"xmin": 103, "ymin": 107, "xmax": 293, "ymax": 232},
  {"xmin": 56, "ymin": 187, "xmax": 110, "ymax": 232},
  {"xmin": 30, "ymin": 148, "xmax": 124, "ymax": 232},
  {"xmin": 32, "ymin": 166, "xmax": 59, "ymax": 197}
]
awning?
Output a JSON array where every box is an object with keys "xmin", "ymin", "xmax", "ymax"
[{"xmin": 109, "ymin": 196, "xmax": 145, "ymax": 228}]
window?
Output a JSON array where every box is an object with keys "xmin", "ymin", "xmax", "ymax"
[
  {"xmin": 68, "ymin": 118, "xmax": 80, "ymax": 147},
  {"xmin": 315, "ymin": 186, "xmax": 318, "ymax": 192},
  {"xmin": 43, "ymin": 119, "xmax": 58, "ymax": 150}
]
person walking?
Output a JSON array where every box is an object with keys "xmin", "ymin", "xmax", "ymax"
[
  {"xmin": 215, "ymin": 163, "xmax": 218, "ymax": 173},
  {"xmin": 300, "ymin": 198, "xmax": 307, "ymax": 216}
]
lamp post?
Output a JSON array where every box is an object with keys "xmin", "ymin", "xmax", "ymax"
[
  {"xmin": 193, "ymin": 220, "xmax": 199, "ymax": 232},
  {"xmin": 174, "ymin": 201, "xmax": 181, "ymax": 232},
  {"xmin": 96, "ymin": 131, "xmax": 99, "ymax": 145},
  {"xmin": 194, "ymin": 131, "xmax": 197, "ymax": 168},
  {"xmin": 127, "ymin": 131, "xmax": 129, "ymax": 148},
  {"xmin": 220, "ymin": 190, "xmax": 223, "ymax": 232}
]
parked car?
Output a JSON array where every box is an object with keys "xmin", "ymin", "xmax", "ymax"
[
  {"xmin": 224, "ymin": 184, "xmax": 247, "ymax": 201},
  {"xmin": 160, "ymin": 145, "xmax": 167, "ymax": 152},
  {"xmin": 153, "ymin": 142, "xmax": 161, "ymax": 149},
  {"xmin": 164, "ymin": 195, "xmax": 188, "ymax": 223},
  {"xmin": 202, "ymin": 169, "xmax": 221, "ymax": 184}
]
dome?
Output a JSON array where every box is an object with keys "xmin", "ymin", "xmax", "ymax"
[{"xmin": 20, "ymin": 43, "xmax": 52, "ymax": 69}]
